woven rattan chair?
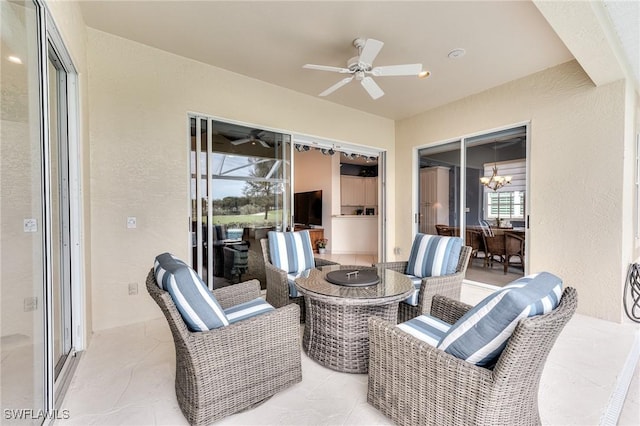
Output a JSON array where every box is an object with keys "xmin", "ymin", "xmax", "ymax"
[
  {"xmin": 505, "ymin": 231, "xmax": 525, "ymax": 272},
  {"xmin": 367, "ymin": 287, "xmax": 578, "ymax": 426},
  {"xmin": 260, "ymin": 238, "xmax": 338, "ymax": 322},
  {"xmin": 465, "ymin": 228, "xmax": 485, "ymax": 265},
  {"xmin": 374, "ymin": 245, "xmax": 472, "ymax": 323},
  {"xmin": 483, "ymin": 233, "xmax": 506, "ymax": 271},
  {"xmin": 146, "ymin": 270, "xmax": 302, "ymax": 425}
]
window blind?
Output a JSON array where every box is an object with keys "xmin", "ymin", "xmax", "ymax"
[{"xmin": 483, "ymin": 159, "xmax": 526, "ymax": 193}]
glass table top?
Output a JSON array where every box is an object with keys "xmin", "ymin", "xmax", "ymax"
[{"xmin": 295, "ymin": 265, "xmax": 413, "ymax": 300}]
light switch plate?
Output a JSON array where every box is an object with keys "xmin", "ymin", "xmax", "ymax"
[
  {"xmin": 24, "ymin": 218, "xmax": 37, "ymax": 233},
  {"xmin": 127, "ymin": 217, "xmax": 136, "ymax": 229}
]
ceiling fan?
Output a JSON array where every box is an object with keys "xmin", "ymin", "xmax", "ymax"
[
  {"xmin": 230, "ymin": 130, "xmax": 270, "ymax": 148},
  {"xmin": 303, "ymin": 38, "xmax": 426, "ymax": 100}
]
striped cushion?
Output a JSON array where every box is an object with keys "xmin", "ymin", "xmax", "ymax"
[
  {"xmin": 402, "ymin": 275, "xmax": 423, "ymax": 306},
  {"xmin": 397, "ymin": 314, "xmax": 452, "ymax": 347},
  {"xmin": 163, "ymin": 264, "xmax": 229, "ymax": 332},
  {"xmin": 286, "ymin": 269, "xmax": 312, "ymax": 297},
  {"xmin": 154, "ymin": 252, "xmax": 187, "ymax": 290},
  {"xmin": 268, "ymin": 231, "xmax": 315, "ymax": 274},
  {"xmin": 224, "ymin": 298, "xmax": 275, "ymax": 324},
  {"xmin": 405, "ymin": 234, "xmax": 463, "ymax": 278},
  {"xmin": 437, "ymin": 272, "xmax": 563, "ymax": 367}
]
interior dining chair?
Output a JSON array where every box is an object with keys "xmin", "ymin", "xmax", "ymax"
[
  {"xmin": 483, "ymin": 233, "xmax": 506, "ymax": 272},
  {"xmin": 465, "ymin": 228, "xmax": 485, "ymax": 266},
  {"xmin": 505, "ymin": 231, "xmax": 525, "ymax": 272}
]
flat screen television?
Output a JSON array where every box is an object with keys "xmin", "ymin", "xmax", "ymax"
[{"xmin": 294, "ymin": 190, "xmax": 322, "ymax": 227}]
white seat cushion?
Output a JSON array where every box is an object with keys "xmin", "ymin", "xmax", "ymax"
[
  {"xmin": 397, "ymin": 314, "xmax": 452, "ymax": 347},
  {"xmin": 402, "ymin": 275, "xmax": 423, "ymax": 306},
  {"xmin": 225, "ymin": 298, "xmax": 275, "ymax": 324}
]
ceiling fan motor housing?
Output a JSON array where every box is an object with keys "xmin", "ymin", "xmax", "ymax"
[{"xmin": 348, "ymin": 56, "xmax": 372, "ymax": 73}]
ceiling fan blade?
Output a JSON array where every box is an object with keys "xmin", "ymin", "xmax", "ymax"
[
  {"xmin": 361, "ymin": 77, "xmax": 384, "ymax": 100},
  {"xmin": 231, "ymin": 138, "xmax": 251, "ymax": 145},
  {"xmin": 358, "ymin": 38, "xmax": 384, "ymax": 67},
  {"xmin": 303, "ymin": 64, "xmax": 351, "ymax": 73},
  {"xmin": 319, "ymin": 76, "xmax": 354, "ymax": 97},
  {"xmin": 371, "ymin": 63, "xmax": 423, "ymax": 77},
  {"xmin": 258, "ymin": 139, "xmax": 270, "ymax": 148}
]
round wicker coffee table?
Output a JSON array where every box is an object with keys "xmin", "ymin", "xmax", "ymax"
[{"xmin": 295, "ymin": 264, "xmax": 413, "ymax": 374}]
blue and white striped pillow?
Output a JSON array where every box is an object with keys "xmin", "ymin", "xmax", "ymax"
[
  {"xmin": 224, "ymin": 297, "xmax": 275, "ymax": 324},
  {"xmin": 268, "ymin": 231, "xmax": 315, "ymax": 274},
  {"xmin": 162, "ymin": 263, "xmax": 229, "ymax": 332},
  {"xmin": 437, "ymin": 272, "xmax": 563, "ymax": 367},
  {"xmin": 154, "ymin": 252, "xmax": 188, "ymax": 290},
  {"xmin": 397, "ymin": 314, "xmax": 452, "ymax": 347},
  {"xmin": 405, "ymin": 234, "xmax": 462, "ymax": 278}
]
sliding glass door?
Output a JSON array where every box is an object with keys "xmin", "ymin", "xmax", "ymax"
[
  {"xmin": 2, "ymin": 1, "xmax": 81, "ymax": 421},
  {"xmin": 189, "ymin": 116, "xmax": 291, "ymax": 289},
  {"xmin": 418, "ymin": 126, "xmax": 528, "ymax": 286}
]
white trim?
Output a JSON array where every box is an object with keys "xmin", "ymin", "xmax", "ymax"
[
  {"xmin": 635, "ymin": 132, "xmax": 639, "ymax": 240},
  {"xmin": 415, "ymin": 121, "xmax": 531, "ymax": 281},
  {"xmin": 185, "ymin": 112, "xmax": 388, "ymax": 260},
  {"xmin": 599, "ymin": 330, "xmax": 640, "ymax": 425},
  {"xmin": 412, "ymin": 146, "xmax": 419, "ymax": 236},
  {"xmin": 40, "ymin": 1, "xmax": 55, "ymax": 414},
  {"xmin": 463, "ymin": 279, "xmax": 501, "ymax": 292}
]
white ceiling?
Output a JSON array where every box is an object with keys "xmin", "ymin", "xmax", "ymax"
[{"xmin": 79, "ymin": 1, "xmax": 589, "ymax": 120}]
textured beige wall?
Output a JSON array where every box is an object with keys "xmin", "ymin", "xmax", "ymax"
[
  {"xmin": 86, "ymin": 29, "xmax": 395, "ymax": 330},
  {"xmin": 396, "ymin": 60, "xmax": 628, "ymax": 322}
]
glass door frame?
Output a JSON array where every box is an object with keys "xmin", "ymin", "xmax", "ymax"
[
  {"xmin": 188, "ymin": 114, "xmax": 292, "ymax": 289},
  {"xmin": 413, "ymin": 121, "xmax": 531, "ymax": 283},
  {"xmin": 43, "ymin": 3, "xmax": 84, "ymax": 410}
]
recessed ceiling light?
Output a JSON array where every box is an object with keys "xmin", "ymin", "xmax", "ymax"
[
  {"xmin": 8, "ymin": 55, "xmax": 22, "ymax": 64},
  {"xmin": 448, "ymin": 48, "xmax": 466, "ymax": 59},
  {"xmin": 418, "ymin": 70, "xmax": 431, "ymax": 79}
]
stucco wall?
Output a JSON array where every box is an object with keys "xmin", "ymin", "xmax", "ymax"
[
  {"xmin": 396, "ymin": 60, "xmax": 627, "ymax": 322},
  {"xmin": 86, "ymin": 29, "xmax": 395, "ymax": 330}
]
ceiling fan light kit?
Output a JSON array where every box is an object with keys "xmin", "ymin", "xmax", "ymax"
[{"xmin": 303, "ymin": 37, "xmax": 426, "ymax": 100}]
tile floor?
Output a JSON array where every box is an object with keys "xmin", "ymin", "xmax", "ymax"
[{"xmin": 56, "ymin": 276, "xmax": 640, "ymax": 426}]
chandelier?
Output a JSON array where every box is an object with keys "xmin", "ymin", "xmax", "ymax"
[
  {"xmin": 480, "ymin": 142, "xmax": 512, "ymax": 191},
  {"xmin": 480, "ymin": 164, "xmax": 512, "ymax": 191}
]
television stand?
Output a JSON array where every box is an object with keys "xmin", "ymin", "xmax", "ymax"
[{"xmin": 294, "ymin": 226, "xmax": 324, "ymax": 253}]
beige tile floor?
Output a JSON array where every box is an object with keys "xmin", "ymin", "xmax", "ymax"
[{"xmin": 54, "ymin": 254, "xmax": 640, "ymax": 425}]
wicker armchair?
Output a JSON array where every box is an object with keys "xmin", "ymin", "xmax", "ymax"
[
  {"xmin": 146, "ymin": 270, "xmax": 302, "ymax": 425},
  {"xmin": 374, "ymin": 245, "xmax": 472, "ymax": 323},
  {"xmin": 260, "ymin": 238, "xmax": 338, "ymax": 322},
  {"xmin": 367, "ymin": 287, "xmax": 578, "ymax": 426}
]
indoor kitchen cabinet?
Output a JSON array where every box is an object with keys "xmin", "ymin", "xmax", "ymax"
[
  {"xmin": 419, "ymin": 167, "xmax": 449, "ymax": 234},
  {"xmin": 341, "ymin": 176, "xmax": 377, "ymax": 208}
]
